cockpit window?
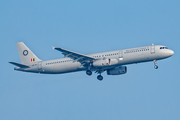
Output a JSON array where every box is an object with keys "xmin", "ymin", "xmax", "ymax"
[{"xmin": 160, "ymin": 47, "xmax": 168, "ymax": 49}]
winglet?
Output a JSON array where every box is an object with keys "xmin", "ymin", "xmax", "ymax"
[{"xmin": 52, "ymin": 46, "xmax": 55, "ymax": 50}]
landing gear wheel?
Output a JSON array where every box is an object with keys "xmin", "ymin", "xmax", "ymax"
[
  {"xmin": 86, "ymin": 70, "xmax": 92, "ymax": 76},
  {"xmin": 97, "ymin": 75, "xmax": 103, "ymax": 81},
  {"xmin": 154, "ymin": 65, "xmax": 158, "ymax": 69},
  {"xmin": 153, "ymin": 60, "xmax": 158, "ymax": 69}
]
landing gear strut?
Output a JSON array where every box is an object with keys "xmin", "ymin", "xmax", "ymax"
[
  {"xmin": 154, "ymin": 60, "xmax": 158, "ymax": 69},
  {"xmin": 86, "ymin": 70, "xmax": 92, "ymax": 76},
  {"xmin": 97, "ymin": 75, "xmax": 103, "ymax": 81}
]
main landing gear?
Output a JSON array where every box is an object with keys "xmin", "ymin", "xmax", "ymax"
[
  {"xmin": 154, "ymin": 60, "xmax": 158, "ymax": 69},
  {"xmin": 97, "ymin": 75, "xmax": 103, "ymax": 81},
  {"xmin": 96, "ymin": 69, "xmax": 104, "ymax": 81},
  {"xmin": 86, "ymin": 70, "xmax": 92, "ymax": 76},
  {"xmin": 86, "ymin": 70, "xmax": 104, "ymax": 81}
]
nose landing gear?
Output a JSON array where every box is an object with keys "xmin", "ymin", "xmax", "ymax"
[
  {"xmin": 154, "ymin": 60, "xmax": 158, "ymax": 69},
  {"xmin": 154, "ymin": 65, "xmax": 158, "ymax": 69}
]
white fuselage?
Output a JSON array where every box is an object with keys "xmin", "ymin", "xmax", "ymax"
[{"xmin": 15, "ymin": 45, "xmax": 174, "ymax": 74}]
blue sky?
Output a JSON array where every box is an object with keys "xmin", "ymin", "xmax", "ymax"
[{"xmin": 1, "ymin": 0, "xmax": 179, "ymax": 120}]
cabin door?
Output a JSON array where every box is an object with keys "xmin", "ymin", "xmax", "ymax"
[
  {"xmin": 119, "ymin": 51, "xmax": 123, "ymax": 60},
  {"xmin": 38, "ymin": 61, "xmax": 42, "ymax": 70},
  {"xmin": 151, "ymin": 45, "xmax": 155, "ymax": 54}
]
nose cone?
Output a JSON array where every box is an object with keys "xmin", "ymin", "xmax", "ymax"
[
  {"xmin": 169, "ymin": 50, "xmax": 174, "ymax": 56},
  {"xmin": 167, "ymin": 50, "xmax": 174, "ymax": 57}
]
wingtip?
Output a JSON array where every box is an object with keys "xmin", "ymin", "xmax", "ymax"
[
  {"xmin": 52, "ymin": 46, "xmax": 55, "ymax": 50},
  {"xmin": 9, "ymin": 62, "xmax": 14, "ymax": 64}
]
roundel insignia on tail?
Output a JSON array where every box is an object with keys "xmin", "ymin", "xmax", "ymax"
[{"xmin": 23, "ymin": 50, "xmax": 28, "ymax": 56}]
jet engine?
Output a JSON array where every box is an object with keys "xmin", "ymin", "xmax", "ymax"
[
  {"xmin": 93, "ymin": 58, "xmax": 118, "ymax": 67},
  {"xmin": 107, "ymin": 66, "xmax": 127, "ymax": 75}
]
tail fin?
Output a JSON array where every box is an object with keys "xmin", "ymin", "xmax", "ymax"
[{"xmin": 16, "ymin": 42, "xmax": 41, "ymax": 65}]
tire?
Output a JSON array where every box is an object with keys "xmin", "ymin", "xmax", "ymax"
[
  {"xmin": 97, "ymin": 75, "xmax": 103, "ymax": 81},
  {"xmin": 154, "ymin": 65, "xmax": 158, "ymax": 69},
  {"xmin": 86, "ymin": 70, "xmax": 92, "ymax": 76}
]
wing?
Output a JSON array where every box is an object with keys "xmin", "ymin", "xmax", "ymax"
[{"xmin": 53, "ymin": 47, "xmax": 95, "ymax": 65}]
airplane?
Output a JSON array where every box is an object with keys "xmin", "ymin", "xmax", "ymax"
[{"xmin": 9, "ymin": 42, "xmax": 174, "ymax": 80}]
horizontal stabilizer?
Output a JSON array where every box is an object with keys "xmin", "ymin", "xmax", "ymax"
[{"xmin": 9, "ymin": 62, "xmax": 30, "ymax": 68}]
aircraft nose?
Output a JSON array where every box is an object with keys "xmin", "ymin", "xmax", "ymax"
[
  {"xmin": 170, "ymin": 50, "xmax": 174, "ymax": 56},
  {"xmin": 168, "ymin": 50, "xmax": 174, "ymax": 56}
]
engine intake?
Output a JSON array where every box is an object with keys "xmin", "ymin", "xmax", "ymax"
[{"xmin": 107, "ymin": 66, "xmax": 127, "ymax": 75}]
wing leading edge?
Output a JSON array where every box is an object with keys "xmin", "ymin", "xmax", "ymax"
[{"xmin": 53, "ymin": 47, "xmax": 95, "ymax": 65}]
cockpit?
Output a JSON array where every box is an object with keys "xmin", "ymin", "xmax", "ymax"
[{"xmin": 160, "ymin": 47, "xmax": 168, "ymax": 49}]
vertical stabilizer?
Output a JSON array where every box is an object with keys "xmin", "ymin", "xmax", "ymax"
[{"xmin": 16, "ymin": 42, "xmax": 41, "ymax": 64}]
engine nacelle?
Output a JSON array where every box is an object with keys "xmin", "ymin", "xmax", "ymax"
[
  {"xmin": 93, "ymin": 58, "xmax": 118, "ymax": 67},
  {"xmin": 107, "ymin": 66, "xmax": 127, "ymax": 75}
]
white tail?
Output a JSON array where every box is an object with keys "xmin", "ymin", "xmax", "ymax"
[{"xmin": 16, "ymin": 42, "xmax": 41, "ymax": 65}]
